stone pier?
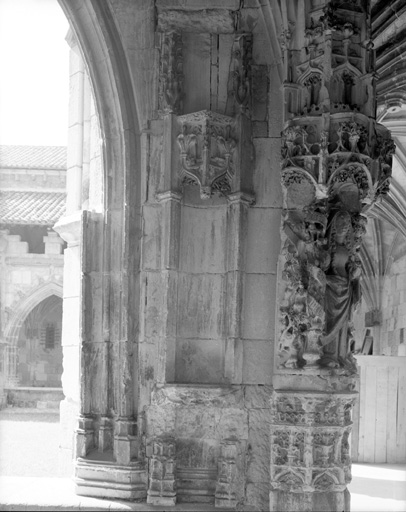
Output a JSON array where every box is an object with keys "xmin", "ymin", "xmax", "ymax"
[
  {"xmin": 55, "ymin": 1, "xmax": 394, "ymax": 510},
  {"xmin": 272, "ymin": 1, "xmax": 394, "ymax": 510}
]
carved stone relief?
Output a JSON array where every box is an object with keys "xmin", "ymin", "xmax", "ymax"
[
  {"xmin": 277, "ymin": 105, "xmax": 393, "ymax": 371},
  {"xmin": 176, "ymin": 111, "xmax": 237, "ymax": 199},
  {"xmin": 147, "ymin": 437, "xmax": 177, "ymax": 506},
  {"xmin": 271, "ymin": 392, "xmax": 355, "ymax": 494}
]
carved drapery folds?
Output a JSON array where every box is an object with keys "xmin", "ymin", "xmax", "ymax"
[{"xmin": 277, "ymin": 0, "xmax": 394, "ymax": 373}]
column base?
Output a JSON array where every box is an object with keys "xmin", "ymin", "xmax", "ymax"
[
  {"xmin": 74, "ymin": 457, "xmax": 147, "ymax": 500},
  {"xmin": 270, "ymin": 488, "xmax": 350, "ymax": 512}
]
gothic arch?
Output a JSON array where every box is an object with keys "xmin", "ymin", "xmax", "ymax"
[
  {"xmin": 4, "ymin": 281, "xmax": 63, "ymax": 346},
  {"xmin": 56, "ymin": 0, "xmax": 145, "ymax": 419}
]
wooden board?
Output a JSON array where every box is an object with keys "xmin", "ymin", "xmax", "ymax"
[
  {"xmin": 386, "ymin": 363, "xmax": 399, "ymax": 463},
  {"xmin": 363, "ymin": 364, "xmax": 377, "ymax": 463},
  {"xmin": 374, "ymin": 365, "xmax": 388, "ymax": 462},
  {"xmin": 351, "ymin": 375, "xmax": 361, "ymax": 462},
  {"xmin": 396, "ymin": 364, "xmax": 406, "ymax": 463},
  {"xmin": 357, "ymin": 358, "xmax": 367, "ymax": 462}
]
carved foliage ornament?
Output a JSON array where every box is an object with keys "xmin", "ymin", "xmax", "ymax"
[
  {"xmin": 176, "ymin": 111, "xmax": 236, "ymax": 199},
  {"xmin": 278, "ymin": 113, "xmax": 393, "ymax": 372}
]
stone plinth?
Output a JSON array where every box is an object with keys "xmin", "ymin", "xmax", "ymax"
[{"xmin": 75, "ymin": 458, "xmax": 147, "ymax": 500}]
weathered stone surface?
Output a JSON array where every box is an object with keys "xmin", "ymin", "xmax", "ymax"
[
  {"xmin": 242, "ymin": 340, "xmax": 273, "ymax": 385},
  {"xmin": 247, "ymin": 408, "xmax": 272, "ymax": 481},
  {"xmin": 141, "ymin": 205, "xmax": 162, "ymax": 270},
  {"xmin": 179, "ymin": 205, "xmax": 227, "ymax": 273},
  {"xmin": 175, "ymin": 339, "xmax": 224, "ymax": 383},
  {"xmin": 242, "ymin": 273, "xmax": 276, "ymax": 340},
  {"xmin": 157, "ymin": 8, "xmax": 236, "ymax": 33},
  {"xmin": 246, "ymin": 208, "xmax": 281, "ymax": 274},
  {"xmin": 177, "ymin": 273, "xmax": 224, "ymax": 339},
  {"xmin": 252, "ymin": 138, "xmax": 283, "ymax": 207},
  {"xmin": 244, "ymin": 384, "xmax": 273, "ymax": 409},
  {"xmin": 150, "ymin": 385, "xmax": 244, "ymax": 408}
]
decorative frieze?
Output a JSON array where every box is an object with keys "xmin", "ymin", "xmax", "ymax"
[{"xmin": 270, "ymin": 392, "xmax": 355, "ymax": 497}]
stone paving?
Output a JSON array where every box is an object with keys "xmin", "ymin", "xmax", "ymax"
[{"xmin": 0, "ymin": 408, "xmax": 405, "ymax": 511}]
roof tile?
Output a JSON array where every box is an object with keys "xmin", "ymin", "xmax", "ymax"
[
  {"xmin": 0, "ymin": 191, "xmax": 66, "ymax": 225},
  {"xmin": 0, "ymin": 145, "xmax": 67, "ymax": 170}
]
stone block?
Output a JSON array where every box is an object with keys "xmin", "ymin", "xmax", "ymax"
[
  {"xmin": 142, "ymin": 205, "xmax": 162, "ymax": 270},
  {"xmin": 81, "ymin": 272, "xmax": 103, "ymax": 343},
  {"xmin": 240, "ymin": 9, "xmax": 268, "ymax": 64},
  {"xmin": 61, "ymin": 297, "xmax": 80, "ymax": 347},
  {"xmin": 60, "ymin": 398, "xmax": 79, "ymax": 450},
  {"xmin": 242, "ymin": 273, "xmax": 276, "ymax": 340},
  {"xmin": 246, "ymin": 482, "xmax": 269, "ymax": 511},
  {"xmin": 253, "ymin": 121, "xmax": 268, "ymax": 137},
  {"xmin": 156, "ymin": 0, "xmax": 240, "ymax": 8},
  {"xmin": 246, "ymin": 208, "xmax": 281, "ymax": 274},
  {"xmin": 176, "ymin": 437, "xmax": 219, "ymax": 468},
  {"xmin": 179, "ymin": 205, "xmax": 227, "ymax": 273},
  {"xmin": 175, "ymin": 409, "xmax": 218, "ymax": 439},
  {"xmin": 138, "ymin": 340, "xmax": 159, "ymax": 409},
  {"xmin": 7, "ymin": 236, "xmax": 28, "ymax": 254},
  {"xmin": 75, "ymin": 459, "xmax": 147, "ymax": 500},
  {"xmin": 145, "ymin": 405, "xmax": 176, "ymax": 439},
  {"xmin": 61, "ymin": 345, "xmax": 80, "ymax": 402},
  {"xmin": 242, "ymin": 340, "xmax": 273, "ymax": 385},
  {"xmin": 63, "ymin": 248, "xmax": 80, "ymax": 299},
  {"xmin": 217, "ymin": 408, "xmax": 249, "ymax": 439},
  {"xmin": 177, "ymin": 273, "xmax": 224, "ymax": 339},
  {"xmin": 175, "ymin": 338, "xmax": 224, "ymax": 383},
  {"xmin": 81, "ymin": 341, "xmax": 109, "ymax": 414},
  {"xmin": 252, "ymin": 138, "xmax": 283, "ymax": 208},
  {"xmin": 247, "ymin": 409, "xmax": 271, "ymax": 484},
  {"xmin": 143, "ymin": 272, "xmax": 168, "ymax": 338},
  {"xmin": 244, "ymin": 385, "xmax": 273, "ymax": 409},
  {"xmin": 268, "ymin": 70, "xmax": 284, "ymax": 138}
]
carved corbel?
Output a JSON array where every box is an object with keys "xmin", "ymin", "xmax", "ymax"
[{"xmin": 176, "ymin": 111, "xmax": 237, "ymax": 199}]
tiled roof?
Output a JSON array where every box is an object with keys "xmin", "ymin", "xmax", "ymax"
[
  {"xmin": 0, "ymin": 191, "xmax": 66, "ymax": 225},
  {"xmin": 0, "ymin": 146, "xmax": 67, "ymax": 170}
]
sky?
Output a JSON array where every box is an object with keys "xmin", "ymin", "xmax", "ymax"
[{"xmin": 0, "ymin": 0, "xmax": 70, "ymax": 147}]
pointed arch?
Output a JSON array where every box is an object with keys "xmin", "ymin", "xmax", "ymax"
[{"xmin": 4, "ymin": 281, "xmax": 63, "ymax": 346}]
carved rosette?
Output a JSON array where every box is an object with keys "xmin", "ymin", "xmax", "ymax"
[
  {"xmin": 158, "ymin": 31, "xmax": 183, "ymax": 115},
  {"xmin": 270, "ymin": 392, "xmax": 355, "ymax": 494},
  {"xmin": 277, "ymin": 0, "xmax": 394, "ymax": 372},
  {"xmin": 176, "ymin": 110, "xmax": 237, "ymax": 199}
]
